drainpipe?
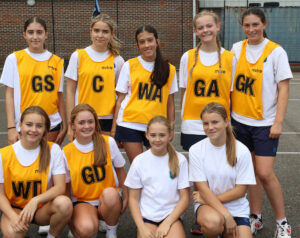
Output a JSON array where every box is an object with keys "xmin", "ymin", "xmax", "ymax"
[{"xmin": 193, "ymin": 0, "xmax": 196, "ymax": 48}]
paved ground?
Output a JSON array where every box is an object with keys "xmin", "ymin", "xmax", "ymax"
[{"xmin": 0, "ymin": 73, "xmax": 299, "ymax": 237}]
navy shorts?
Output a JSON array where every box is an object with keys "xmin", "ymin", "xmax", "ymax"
[
  {"xmin": 115, "ymin": 126, "xmax": 150, "ymax": 147},
  {"xmin": 180, "ymin": 133, "xmax": 206, "ymax": 151},
  {"xmin": 234, "ymin": 217, "xmax": 250, "ymax": 227},
  {"xmin": 98, "ymin": 119, "xmax": 113, "ymax": 132},
  {"xmin": 231, "ymin": 118, "xmax": 279, "ymax": 156},
  {"xmin": 143, "ymin": 217, "xmax": 182, "ymax": 226},
  {"xmin": 50, "ymin": 123, "xmax": 61, "ymax": 132}
]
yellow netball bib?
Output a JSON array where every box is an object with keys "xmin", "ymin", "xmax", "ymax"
[
  {"xmin": 122, "ymin": 58, "xmax": 175, "ymax": 124},
  {"xmin": 77, "ymin": 49, "xmax": 116, "ymax": 117},
  {"xmin": 231, "ymin": 40, "xmax": 279, "ymax": 119},
  {"xmin": 183, "ymin": 49, "xmax": 233, "ymax": 121},
  {"xmin": 1, "ymin": 143, "xmax": 51, "ymax": 209},
  {"xmin": 15, "ymin": 50, "xmax": 63, "ymax": 115},
  {"xmin": 64, "ymin": 135, "xmax": 117, "ymax": 201}
]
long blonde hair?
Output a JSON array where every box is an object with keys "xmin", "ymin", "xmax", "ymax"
[
  {"xmin": 190, "ymin": 10, "xmax": 222, "ymax": 78},
  {"xmin": 147, "ymin": 116, "xmax": 179, "ymax": 177},
  {"xmin": 201, "ymin": 103, "xmax": 236, "ymax": 167},
  {"xmin": 70, "ymin": 104, "xmax": 107, "ymax": 166}
]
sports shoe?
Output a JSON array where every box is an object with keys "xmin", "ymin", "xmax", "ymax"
[
  {"xmin": 190, "ymin": 223, "xmax": 203, "ymax": 235},
  {"xmin": 250, "ymin": 214, "xmax": 263, "ymax": 235},
  {"xmin": 38, "ymin": 225, "xmax": 50, "ymax": 235},
  {"xmin": 99, "ymin": 219, "xmax": 107, "ymax": 232},
  {"xmin": 274, "ymin": 221, "xmax": 292, "ymax": 238},
  {"xmin": 106, "ymin": 234, "xmax": 117, "ymax": 238}
]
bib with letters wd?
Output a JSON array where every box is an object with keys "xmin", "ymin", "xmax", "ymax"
[
  {"xmin": 77, "ymin": 49, "xmax": 115, "ymax": 117},
  {"xmin": 122, "ymin": 58, "xmax": 175, "ymax": 124},
  {"xmin": 64, "ymin": 135, "xmax": 117, "ymax": 201},
  {"xmin": 1, "ymin": 143, "xmax": 52, "ymax": 209},
  {"xmin": 231, "ymin": 40, "xmax": 279, "ymax": 120},
  {"xmin": 183, "ymin": 49, "xmax": 233, "ymax": 121},
  {"xmin": 15, "ymin": 50, "xmax": 62, "ymax": 115}
]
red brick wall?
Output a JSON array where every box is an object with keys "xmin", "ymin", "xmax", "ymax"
[{"xmin": 0, "ymin": 0, "xmax": 193, "ymax": 67}]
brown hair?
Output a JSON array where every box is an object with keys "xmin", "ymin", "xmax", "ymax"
[
  {"xmin": 90, "ymin": 13, "xmax": 122, "ymax": 56},
  {"xmin": 20, "ymin": 106, "xmax": 50, "ymax": 172},
  {"xmin": 201, "ymin": 102, "xmax": 236, "ymax": 167},
  {"xmin": 190, "ymin": 10, "xmax": 222, "ymax": 78},
  {"xmin": 24, "ymin": 17, "xmax": 47, "ymax": 49},
  {"xmin": 241, "ymin": 7, "xmax": 267, "ymax": 38},
  {"xmin": 70, "ymin": 104, "xmax": 107, "ymax": 166},
  {"xmin": 147, "ymin": 116, "xmax": 179, "ymax": 177}
]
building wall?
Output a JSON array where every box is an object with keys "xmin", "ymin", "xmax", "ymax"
[{"xmin": 0, "ymin": 0, "xmax": 194, "ymax": 67}]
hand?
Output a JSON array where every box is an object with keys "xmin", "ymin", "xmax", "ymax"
[
  {"xmin": 9, "ymin": 212, "xmax": 29, "ymax": 233},
  {"xmin": 55, "ymin": 126, "xmax": 67, "ymax": 145},
  {"xmin": 110, "ymin": 130, "xmax": 116, "ymax": 138},
  {"xmin": 120, "ymin": 194, "xmax": 128, "ymax": 215},
  {"xmin": 67, "ymin": 127, "xmax": 74, "ymax": 142},
  {"xmin": 138, "ymin": 224, "xmax": 155, "ymax": 238},
  {"xmin": 224, "ymin": 214, "xmax": 237, "ymax": 238},
  {"xmin": 192, "ymin": 191, "xmax": 206, "ymax": 204},
  {"xmin": 156, "ymin": 219, "xmax": 172, "ymax": 238},
  {"xmin": 19, "ymin": 197, "xmax": 38, "ymax": 224},
  {"xmin": 8, "ymin": 128, "xmax": 20, "ymax": 144},
  {"xmin": 269, "ymin": 121, "xmax": 282, "ymax": 138}
]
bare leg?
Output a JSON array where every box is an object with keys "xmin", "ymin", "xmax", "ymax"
[{"xmin": 122, "ymin": 142, "xmax": 144, "ymax": 163}]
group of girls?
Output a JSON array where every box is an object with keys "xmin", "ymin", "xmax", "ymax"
[{"xmin": 0, "ymin": 6, "xmax": 292, "ymax": 238}]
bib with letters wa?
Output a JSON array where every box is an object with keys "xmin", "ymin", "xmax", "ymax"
[
  {"xmin": 15, "ymin": 50, "xmax": 62, "ymax": 115},
  {"xmin": 77, "ymin": 49, "xmax": 115, "ymax": 117},
  {"xmin": 231, "ymin": 40, "xmax": 279, "ymax": 120},
  {"xmin": 122, "ymin": 58, "xmax": 175, "ymax": 124},
  {"xmin": 183, "ymin": 48, "xmax": 233, "ymax": 121},
  {"xmin": 63, "ymin": 135, "xmax": 117, "ymax": 201},
  {"xmin": 1, "ymin": 143, "xmax": 51, "ymax": 209}
]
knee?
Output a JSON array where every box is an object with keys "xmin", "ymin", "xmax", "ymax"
[
  {"xmin": 52, "ymin": 195, "xmax": 73, "ymax": 218},
  {"xmin": 101, "ymin": 187, "xmax": 120, "ymax": 209},
  {"xmin": 2, "ymin": 229, "xmax": 25, "ymax": 238},
  {"xmin": 74, "ymin": 220, "xmax": 98, "ymax": 238},
  {"xmin": 198, "ymin": 214, "xmax": 224, "ymax": 235},
  {"xmin": 256, "ymin": 169, "xmax": 275, "ymax": 184}
]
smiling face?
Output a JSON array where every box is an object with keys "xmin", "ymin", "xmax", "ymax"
[
  {"xmin": 23, "ymin": 22, "xmax": 48, "ymax": 53},
  {"xmin": 136, "ymin": 31, "xmax": 158, "ymax": 62},
  {"xmin": 72, "ymin": 110, "xmax": 96, "ymax": 144},
  {"xmin": 90, "ymin": 20, "xmax": 113, "ymax": 52},
  {"xmin": 242, "ymin": 14, "xmax": 267, "ymax": 45}
]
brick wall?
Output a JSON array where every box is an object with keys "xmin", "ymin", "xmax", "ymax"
[{"xmin": 0, "ymin": 0, "xmax": 194, "ymax": 68}]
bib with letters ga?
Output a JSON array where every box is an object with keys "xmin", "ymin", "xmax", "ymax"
[
  {"xmin": 77, "ymin": 49, "xmax": 115, "ymax": 117},
  {"xmin": 1, "ymin": 143, "xmax": 52, "ymax": 209},
  {"xmin": 183, "ymin": 48, "xmax": 233, "ymax": 121},
  {"xmin": 231, "ymin": 40, "xmax": 279, "ymax": 119},
  {"xmin": 122, "ymin": 58, "xmax": 175, "ymax": 124},
  {"xmin": 15, "ymin": 49, "xmax": 63, "ymax": 115},
  {"xmin": 63, "ymin": 135, "xmax": 117, "ymax": 201}
]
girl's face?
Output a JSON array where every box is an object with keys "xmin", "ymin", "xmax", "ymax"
[
  {"xmin": 72, "ymin": 110, "xmax": 95, "ymax": 144},
  {"xmin": 23, "ymin": 22, "xmax": 48, "ymax": 53},
  {"xmin": 20, "ymin": 113, "xmax": 46, "ymax": 149},
  {"xmin": 90, "ymin": 21, "xmax": 113, "ymax": 51},
  {"xmin": 202, "ymin": 112, "xmax": 228, "ymax": 146},
  {"xmin": 136, "ymin": 31, "xmax": 158, "ymax": 62},
  {"xmin": 242, "ymin": 14, "xmax": 267, "ymax": 45},
  {"xmin": 194, "ymin": 15, "xmax": 220, "ymax": 45}
]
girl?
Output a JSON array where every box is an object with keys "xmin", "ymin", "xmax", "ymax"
[
  {"xmin": 179, "ymin": 10, "xmax": 236, "ymax": 151},
  {"xmin": 64, "ymin": 104, "xmax": 128, "ymax": 238},
  {"xmin": 189, "ymin": 102, "xmax": 256, "ymax": 238},
  {"xmin": 66, "ymin": 13, "xmax": 124, "ymax": 140},
  {"xmin": 231, "ymin": 8, "xmax": 292, "ymax": 237},
  {"xmin": 0, "ymin": 106, "xmax": 72, "ymax": 238},
  {"xmin": 125, "ymin": 116, "xmax": 190, "ymax": 238},
  {"xmin": 113, "ymin": 25, "xmax": 178, "ymax": 163},
  {"xmin": 0, "ymin": 17, "xmax": 67, "ymax": 145}
]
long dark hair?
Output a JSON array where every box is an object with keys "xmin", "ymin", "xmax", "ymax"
[
  {"xmin": 135, "ymin": 25, "xmax": 170, "ymax": 88},
  {"xmin": 24, "ymin": 17, "xmax": 47, "ymax": 49},
  {"xmin": 241, "ymin": 7, "xmax": 267, "ymax": 38}
]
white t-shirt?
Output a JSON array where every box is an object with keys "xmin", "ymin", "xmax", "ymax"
[
  {"xmin": 65, "ymin": 47, "xmax": 125, "ymax": 119},
  {"xmin": 0, "ymin": 48, "xmax": 64, "ymax": 131},
  {"xmin": 125, "ymin": 149, "xmax": 190, "ymax": 222},
  {"xmin": 63, "ymin": 136, "xmax": 125, "ymax": 206},
  {"xmin": 179, "ymin": 48, "xmax": 236, "ymax": 135},
  {"xmin": 116, "ymin": 56, "xmax": 178, "ymax": 131},
  {"xmin": 0, "ymin": 141, "xmax": 66, "ymax": 189},
  {"xmin": 231, "ymin": 38, "xmax": 293, "ymax": 126},
  {"xmin": 189, "ymin": 138, "xmax": 256, "ymax": 217}
]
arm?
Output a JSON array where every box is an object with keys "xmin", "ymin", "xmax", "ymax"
[
  {"xmin": 5, "ymin": 86, "xmax": 20, "ymax": 144},
  {"xmin": 129, "ymin": 188, "xmax": 155, "ymax": 238},
  {"xmin": 156, "ymin": 187, "xmax": 190, "ymax": 238},
  {"xmin": 66, "ymin": 78, "xmax": 77, "ymax": 141},
  {"xmin": 111, "ymin": 92, "xmax": 126, "ymax": 138},
  {"xmin": 180, "ymin": 88, "xmax": 186, "ymax": 109},
  {"xmin": 167, "ymin": 93, "xmax": 175, "ymax": 140},
  {"xmin": 217, "ymin": 185, "xmax": 248, "ymax": 204},
  {"xmin": 269, "ymin": 79, "xmax": 290, "ymax": 138},
  {"xmin": 55, "ymin": 92, "xmax": 67, "ymax": 145},
  {"xmin": 115, "ymin": 167, "xmax": 128, "ymax": 214}
]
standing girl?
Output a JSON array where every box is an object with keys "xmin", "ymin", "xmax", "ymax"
[
  {"xmin": 189, "ymin": 102, "xmax": 256, "ymax": 238},
  {"xmin": 231, "ymin": 8, "xmax": 292, "ymax": 237},
  {"xmin": 179, "ymin": 10, "xmax": 236, "ymax": 151},
  {"xmin": 0, "ymin": 17, "xmax": 67, "ymax": 145},
  {"xmin": 113, "ymin": 25, "xmax": 178, "ymax": 163},
  {"xmin": 66, "ymin": 14, "xmax": 124, "ymax": 140},
  {"xmin": 64, "ymin": 104, "xmax": 127, "ymax": 238},
  {"xmin": 125, "ymin": 116, "xmax": 190, "ymax": 238},
  {"xmin": 0, "ymin": 106, "xmax": 72, "ymax": 238}
]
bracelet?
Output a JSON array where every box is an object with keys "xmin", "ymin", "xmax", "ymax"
[{"xmin": 7, "ymin": 126, "xmax": 16, "ymax": 130}]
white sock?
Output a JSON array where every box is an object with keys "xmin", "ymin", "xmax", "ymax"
[
  {"xmin": 106, "ymin": 224, "xmax": 118, "ymax": 237},
  {"xmin": 47, "ymin": 233, "xmax": 55, "ymax": 238},
  {"xmin": 276, "ymin": 217, "xmax": 287, "ymax": 225},
  {"xmin": 256, "ymin": 214, "xmax": 262, "ymax": 220}
]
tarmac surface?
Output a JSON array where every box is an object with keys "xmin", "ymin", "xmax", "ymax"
[{"xmin": 0, "ymin": 73, "xmax": 299, "ymax": 237}]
